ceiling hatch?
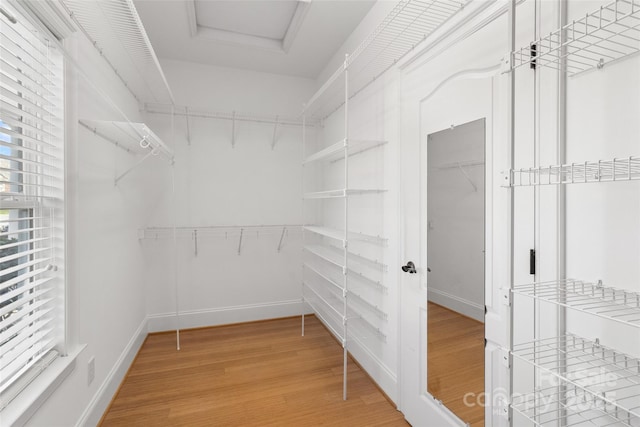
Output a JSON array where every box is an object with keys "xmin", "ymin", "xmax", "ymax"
[{"xmin": 187, "ymin": 0, "xmax": 311, "ymax": 53}]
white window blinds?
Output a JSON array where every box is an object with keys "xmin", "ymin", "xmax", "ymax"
[{"xmin": 0, "ymin": 0, "xmax": 64, "ymax": 405}]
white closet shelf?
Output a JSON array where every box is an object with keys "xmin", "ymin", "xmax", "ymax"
[
  {"xmin": 79, "ymin": 119, "xmax": 173, "ymax": 160},
  {"xmin": 303, "ymin": 139, "xmax": 387, "ymax": 164},
  {"xmin": 304, "ymin": 245, "xmax": 345, "ymax": 269},
  {"xmin": 305, "ymin": 244, "xmax": 386, "ymax": 271},
  {"xmin": 348, "ymin": 315, "xmax": 387, "ymax": 342},
  {"xmin": 349, "ymin": 292, "xmax": 387, "ymax": 320},
  {"xmin": 507, "ymin": 156, "xmax": 640, "ymax": 186},
  {"xmin": 303, "ymin": 283, "xmax": 346, "ymax": 345},
  {"xmin": 512, "ymin": 0, "xmax": 640, "ymax": 76},
  {"xmin": 512, "ymin": 279, "xmax": 640, "ymax": 328},
  {"xmin": 511, "ymin": 384, "xmax": 638, "ymax": 426},
  {"xmin": 303, "ymin": 226, "xmax": 387, "ymax": 245},
  {"xmin": 304, "ymin": 245, "xmax": 388, "ymax": 292},
  {"xmin": 303, "ymin": 189, "xmax": 387, "ymax": 199},
  {"xmin": 61, "ymin": 0, "xmax": 174, "ymax": 104},
  {"xmin": 303, "ymin": 262, "xmax": 344, "ymax": 292},
  {"xmin": 511, "ymin": 334, "xmax": 640, "ymax": 423},
  {"xmin": 304, "ymin": 0, "xmax": 470, "ymax": 119}
]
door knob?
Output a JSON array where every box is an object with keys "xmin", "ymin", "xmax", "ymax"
[{"xmin": 401, "ymin": 261, "xmax": 417, "ymax": 274}]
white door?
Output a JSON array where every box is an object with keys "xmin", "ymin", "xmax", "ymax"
[{"xmin": 398, "ymin": 70, "xmax": 502, "ymax": 426}]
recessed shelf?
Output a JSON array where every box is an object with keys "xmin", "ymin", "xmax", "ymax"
[
  {"xmin": 511, "ymin": 334, "xmax": 640, "ymax": 423},
  {"xmin": 512, "ymin": 279, "xmax": 640, "ymax": 328},
  {"xmin": 303, "ymin": 226, "xmax": 387, "ymax": 245},
  {"xmin": 512, "ymin": 0, "xmax": 640, "ymax": 77},
  {"xmin": 507, "ymin": 156, "xmax": 640, "ymax": 186},
  {"xmin": 303, "ymin": 188, "xmax": 387, "ymax": 199},
  {"xmin": 303, "ymin": 139, "xmax": 388, "ymax": 164}
]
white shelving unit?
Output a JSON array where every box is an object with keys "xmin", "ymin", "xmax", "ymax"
[
  {"xmin": 60, "ymin": 0, "xmax": 174, "ymax": 104},
  {"xmin": 79, "ymin": 119, "xmax": 174, "ymax": 184},
  {"xmin": 300, "ymin": 0, "xmax": 469, "ymax": 401},
  {"xmin": 505, "ymin": 1, "xmax": 640, "ymax": 425}
]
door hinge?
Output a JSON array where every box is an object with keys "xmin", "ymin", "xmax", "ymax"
[{"xmin": 500, "ymin": 288, "xmax": 512, "ymax": 306}]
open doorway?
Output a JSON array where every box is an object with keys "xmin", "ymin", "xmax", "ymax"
[{"xmin": 426, "ymin": 118, "xmax": 485, "ymax": 426}]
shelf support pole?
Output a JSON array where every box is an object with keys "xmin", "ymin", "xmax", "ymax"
[{"xmin": 342, "ymin": 53, "xmax": 349, "ymax": 402}]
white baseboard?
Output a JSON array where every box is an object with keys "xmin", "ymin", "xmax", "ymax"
[
  {"xmin": 75, "ymin": 317, "xmax": 148, "ymax": 427},
  {"xmin": 147, "ymin": 300, "xmax": 311, "ymax": 333},
  {"xmin": 427, "ymin": 288, "xmax": 484, "ymax": 322},
  {"xmin": 348, "ymin": 335, "xmax": 398, "ymax": 404}
]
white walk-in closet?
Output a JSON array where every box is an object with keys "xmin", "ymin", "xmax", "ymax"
[{"xmin": 0, "ymin": 0, "xmax": 638, "ymax": 426}]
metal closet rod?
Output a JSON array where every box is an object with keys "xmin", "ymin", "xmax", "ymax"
[
  {"xmin": 145, "ymin": 224, "xmax": 303, "ymax": 231},
  {"xmin": 144, "ymin": 102, "xmax": 318, "ymax": 128}
]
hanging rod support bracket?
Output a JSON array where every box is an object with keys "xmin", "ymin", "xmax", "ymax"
[
  {"xmin": 271, "ymin": 116, "xmax": 279, "ymax": 150},
  {"xmin": 277, "ymin": 227, "xmax": 287, "ymax": 252},
  {"xmin": 237, "ymin": 228, "xmax": 244, "ymax": 255},
  {"xmin": 115, "ymin": 149, "xmax": 156, "ymax": 185}
]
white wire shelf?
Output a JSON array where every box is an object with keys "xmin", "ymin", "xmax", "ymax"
[
  {"xmin": 304, "ymin": 0, "xmax": 469, "ymax": 119},
  {"xmin": 60, "ymin": 0, "xmax": 174, "ymax": 104},
  {"xmin": 513, "ymin": 279, "xmax": 640, "ymax": 328},
  {"xmin": 303, "ymin": 262, "xmax": 344, "ymax": 292},
  {"xmin": 302, "ymin": 284, "xmax": 346, "ymax": 346},
  {"xmin": 79, "ymin": 119, "xmax": 173, "ymax": 160},
  {"xmin": 507, "ymin": 156, "xmax": 640, "ymax": 186},
  {"xmin": 304, "ymin": 244, "xmax": 387, "ymax": 271},
  {"xmin": 348, "ymin": 314, "xmax": 387, "ymax": 342},
  {"xmin": 304, "ymin": 245, "xmax": 388, "ymax": 292},
  {"xmin": 303, "ymin": 139, "xmax": 388, "ymax": 164},
  {"xmin": 349, "ymin": 291, "xmax": 388, "ymax": 320},
  {"xmin": 512, "ymin": 0, "xmax": 640, "ymax": 77},
  {"xmin": 304, "ymin": 245, "xmax": 345, "ymax": 269},
  {"xmin": 303, "ymin": 188, "xmax": 387, "ymax": 199},
  {"xmin": 512, "ymin": 383, "xmax": 640, "ymax": 426},
  {"xmin": 511, "ymin": 334, "xmax": 640, "ymax": 424},
  {"xmin": 303, "ymin": 226, "xmax": 387, "ymax": 245}
]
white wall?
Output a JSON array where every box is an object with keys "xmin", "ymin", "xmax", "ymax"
[
  {"xmin": 141, "ymin": 60, "xmax": 316, "ymax": 331},
  {"xmin": 26, "ymin": 32, "xmax": 171, "ymax": 426}
]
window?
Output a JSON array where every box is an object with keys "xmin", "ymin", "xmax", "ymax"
[{"xmin": 0, "ymin": 0, "xmax": 65, "ymax": 408}]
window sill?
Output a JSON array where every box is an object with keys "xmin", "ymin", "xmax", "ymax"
[{"xmin": 1, "ymin": 345, "xmax": 86, "ymax": 427}]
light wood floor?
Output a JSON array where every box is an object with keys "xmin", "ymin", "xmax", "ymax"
[
  {"xmin": 428, "ymin": 302, "xmax": 485, "ymax": 427},
  {"xmin": 100, "ymin": 315, "xmax": 408, "ymax": 426}
]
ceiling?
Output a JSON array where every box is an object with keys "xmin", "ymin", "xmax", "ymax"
[{"xmin": 133, "ymin": 0, "xmax": 376, "ymax": 79}]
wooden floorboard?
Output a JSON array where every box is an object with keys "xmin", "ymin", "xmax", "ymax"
[
  {"xmin": 428, "ymin": 302, "xmax": 485, "ymax": 427},
  {"xmin": 100, "ymin": 316, "xmax": 408, "ymax": 427}
]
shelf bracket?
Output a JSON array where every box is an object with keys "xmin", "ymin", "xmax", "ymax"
[
  {"xmin": 114, "ymin": 148, "xmax": 156, "ymax": 185},
  {"xmin": 276, "ymin": 226, "xmax": 287, "ymax": 252},
  {"xmin": 231, "ymin": 111, "xmax": 236, "ymax": 148},
  {"xmin": 185, "ymin": 107, "xmax": 191, "ymax": 145},
  {"xmin": 237, "ymin": 227, "xmax": 243, "ymax": 255},
  {"xmin": 457, "ymin": 163, "xmax": 478, "ymax": 192},
  {"xmin": 271, "ymin": 115, "xmax": 279, "ymax": 150}
]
